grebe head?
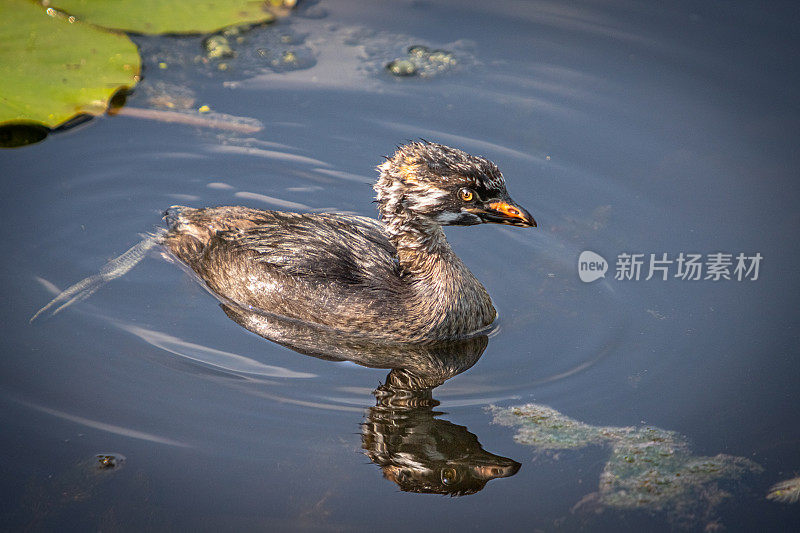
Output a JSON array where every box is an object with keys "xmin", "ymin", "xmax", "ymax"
[{"xmin": 375, "ymin": 141, "xmax": 536, "ymax": 230}]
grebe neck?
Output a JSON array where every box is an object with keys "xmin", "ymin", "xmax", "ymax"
[{"xmin": 382, "ymin": 214, "xmax": 453, "ymax": 274}]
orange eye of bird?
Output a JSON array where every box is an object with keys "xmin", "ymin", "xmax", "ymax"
[{"xmin": 459, "ymin": 188, "xmax": 474, "ymax": 202}]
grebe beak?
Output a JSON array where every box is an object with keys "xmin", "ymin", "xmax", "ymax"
[{"xmin": 474, "ymin": 197, "xmax": 537, "ymax": 227}]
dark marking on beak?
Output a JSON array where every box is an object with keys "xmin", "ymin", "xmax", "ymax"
[{"xmin": 474, "ymin": 199, "xmax": 536, "ymax": 227}]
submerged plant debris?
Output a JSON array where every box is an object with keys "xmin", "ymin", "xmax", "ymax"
[
  {"xmin": 12, "ymin": 453, "xmax": 134, "ymax": 526},
  {"xmin": 490, "ymin": 404, "xmax": 762, "ymax": 527},
  {"xmin": 142, "ymin": 81, "xmax": 197, "ymax": 111},
  {"xmin": 766, "ymin": 476, "xmax": 800, "ymax": 504}
]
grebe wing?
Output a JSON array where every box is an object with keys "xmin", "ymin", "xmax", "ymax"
[{"xmin": 211, "ymin": 213, "xmax": 402, "ymax": 289}]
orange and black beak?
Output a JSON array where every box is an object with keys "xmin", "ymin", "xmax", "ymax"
[{"xmin": 473, "ymin": 196, "xmax": 536, "ymax": 227}]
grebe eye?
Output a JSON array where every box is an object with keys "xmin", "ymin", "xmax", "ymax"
[{"xmin": 459, "ymin": 188, "xmax": 474, "ymax": 202}]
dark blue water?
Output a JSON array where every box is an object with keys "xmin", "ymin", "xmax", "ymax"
[{"xmin": 2, "ymin": 0, "xmax": 799, "ymax": 530}]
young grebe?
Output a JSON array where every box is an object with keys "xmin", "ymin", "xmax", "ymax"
[
  {"xmin": 165, "ymin": 141, "xmax": 535, "ymax": 342},
  {"xmin": 164, "ymin": 142, "xmax": 535, "ymax": 341}
]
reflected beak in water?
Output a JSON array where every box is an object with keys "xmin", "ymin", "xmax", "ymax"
[{"xmin": 472, "ymin": 460, "xmax": 522, "ymax": 480}]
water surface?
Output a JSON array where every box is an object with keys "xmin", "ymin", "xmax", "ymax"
[{"xmin": 1, "ymin": 0, "xmax": 798, "ymax": 530}]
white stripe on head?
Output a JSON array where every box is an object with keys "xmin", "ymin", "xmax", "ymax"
[{"xmin": 408, "ymin": 187, "xmax": 449, "ymax": 210}]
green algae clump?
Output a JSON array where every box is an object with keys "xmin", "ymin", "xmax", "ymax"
[
  {"xmin": 490, "ymin": 404, "xmax": 762, "ymax": 527},
  {"xmin": 386, "ymin": 45, "xmax": 457, "ymax": 78}
]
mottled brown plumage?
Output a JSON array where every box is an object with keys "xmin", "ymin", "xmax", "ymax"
[{"xmin": 163, "ymin": 141, "xmax": 535, "ymax": 342}]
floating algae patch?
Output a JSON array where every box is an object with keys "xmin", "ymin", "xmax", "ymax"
[
  {"xmin": 601, "ymin": 438, "xmax": 759, "ymax": 525},
  {"xmin": 386, "ymin": 45, "xmax": 458, "ymax": 78},
  {"xmin": 334, "ymin": 26, "xmax": 474, "ymax": 81},
  {"xmin": 489, "ymin": 404, "xmax": 762, "ymax": 527},
  {"xmin": 134, "ymin": 24, "xmax": 314, "ymax": 82},
  {"xmin": 238, "ymin": 28, "xmax": 315, "ymax": 74},
  {"xmin": 197, "ymin": 24, "xmax": 314, "ymax": 74},
  {"xmin": 203, "ymin": 34, "xmax": 235, "ymax": 60},
  {"xmin": 490, "ymin": 404, "xmax": 615, "ymax": 450},
  {"xmin": 767, "ymin": 476, "xmax": 800, "ymax": 504}
]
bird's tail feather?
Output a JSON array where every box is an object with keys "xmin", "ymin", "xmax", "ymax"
[{"xmin": 30, "ymin": 230, "xmax": 165, "ymax": 322}]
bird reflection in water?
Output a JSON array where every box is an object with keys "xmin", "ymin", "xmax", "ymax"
[
  {"xmin": 365, "ymin": 381, "xmax": 520, "ymax": 495},
  {"xmin": 221, "ymin": 303, "xmax": 521, "ymax": 495}
]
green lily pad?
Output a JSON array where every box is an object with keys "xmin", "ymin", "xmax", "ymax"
[
  {"xmin": 46, "ymin": 0, "xmax": 289, "ymax": 35},
  {"xmin": 0, "ymin": 0, "xmax": 140, "ymax": 130}
]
